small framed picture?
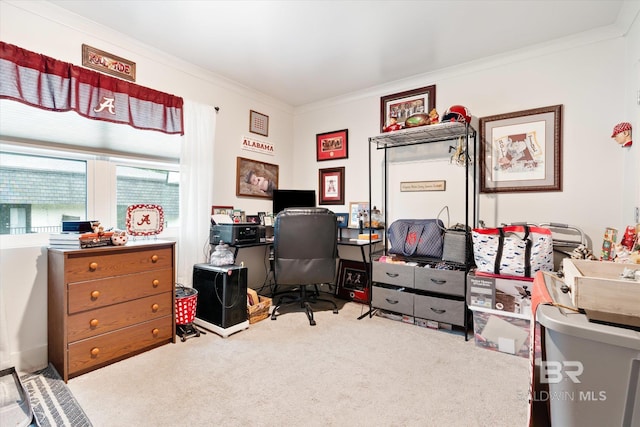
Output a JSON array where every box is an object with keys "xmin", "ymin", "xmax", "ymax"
[
  {"xmin": 316, "ymin": 129, "xmax": 348, "ymax": 161},
  {"xmin": 380, "ymin": 85, "xmax": 436, "ymax": 133},
  {"xmin": 336, "ymin": 259, "xmax": 370, "ymax": 304},
  {"xmin": 335, "ymin": 212, "xmax": 349, "ymax": 228},
  {"xmin": 231, "ymin": 209, "xmax": 245, "ymax": 223},
  {"xmin": 249, "ymin": 110, "xmax": 269, "ymax": 137},
  {"xmin": 212, "ymin": 205, "xmax": 234, "ymax": 215},
  {"xmin": 318, "ymin": 167, "xmax": 345, "ymax": 205},
  {"xmin": 348, "ymin": 201, "xmax": 369, "ymax": 228},
  {"xmin": 246, "ymin": 215, "xmax": 260, "ymax": 224}
]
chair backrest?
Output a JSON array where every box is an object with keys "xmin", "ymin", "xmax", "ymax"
[{"xmin": 273, "ymin": 207, "xmax": 338, "ymax": 285}]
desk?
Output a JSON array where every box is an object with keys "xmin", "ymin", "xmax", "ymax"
[
  {"xmin": 226, "ymin": 238, "xmax": 379, "ymax": 264},
  {"xmin": 227, "ymin": 241, "xmax": 271, "ymax": 261},
  {"xmin": 337, "ymin": 238, "xmax": 381, "ymax": 265},
  {"xmin": 225, "ymin": 238, "xmax": 380, "ymax": 298}
]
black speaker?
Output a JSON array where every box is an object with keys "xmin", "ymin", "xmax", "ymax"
[{"xmin": 192, "ymin": 264, "xmax": 248, "ymax": 331}]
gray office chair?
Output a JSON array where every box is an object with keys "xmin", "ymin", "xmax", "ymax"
[{"xmin": 270, "ymin": 207, "xmax": 339, "ymax": 325}]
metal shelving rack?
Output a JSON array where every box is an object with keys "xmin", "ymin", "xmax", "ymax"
[{"xmin": 367, "ymin": 121, "xmax": 477, "ymax": 338}]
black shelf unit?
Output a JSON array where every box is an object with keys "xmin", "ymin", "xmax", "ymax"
[{"xmin": 366, "ymin": 121, "xmax": 477, "ymax": 339}]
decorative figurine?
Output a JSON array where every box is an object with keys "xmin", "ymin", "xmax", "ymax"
[
  {"xmin": 428, "ymin": 108, "xmax": 439, "ymax": 124},
  {"xmin": 621, "ymin": 225, "xmax": 637, "ymax": 251},
  {"xmin": 383, "ymin": 117, "xmax": 402, "ymax": 133},
  {"xmin": 111, "ymin": 230, "xmax": 129, "ymax": 246},
  {"xmin": 611, "ymin": 122, "xmax": 632, "ymax": 147}
]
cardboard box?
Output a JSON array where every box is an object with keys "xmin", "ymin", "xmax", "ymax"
[
  {"xmin": 562, "ymin": 259, "xmax": 640, "ymax": 327},
  {"xmin": 467, "ymin": 272, "xmax": 532, "ymax": 316},
  {"xmin": 471, "ymin": 306, "xmax": 531, "ymax": 358}
]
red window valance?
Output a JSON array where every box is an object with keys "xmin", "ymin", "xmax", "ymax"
[{"xmin": 0, "ymin": 41, "xmax": 184, "ymax": 135}]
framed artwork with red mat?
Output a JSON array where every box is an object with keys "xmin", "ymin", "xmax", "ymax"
[{"xmin": 335, "ymin": 259, "xmax": 370, "ymax": 304}]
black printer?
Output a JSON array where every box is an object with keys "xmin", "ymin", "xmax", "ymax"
[{"xmin": 209, "ymin": 223, "xmax": 262, "ymax": 245}]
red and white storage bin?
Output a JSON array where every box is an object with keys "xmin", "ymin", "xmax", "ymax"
[{"xmin": 175, "ymin": 286, "xmax": 198, "ymax": 325}]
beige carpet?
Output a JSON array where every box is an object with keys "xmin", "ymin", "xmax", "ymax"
[{"xmin": 67, "ymin": 300, "xmax": 530, "ymax": 426}]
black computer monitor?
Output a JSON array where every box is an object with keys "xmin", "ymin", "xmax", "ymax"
[{"xmin": 272, "ymin": 189, "xmax": 316, "ymax": 215}]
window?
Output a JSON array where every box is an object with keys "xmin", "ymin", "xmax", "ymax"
[
  {"xmin": 116, "ymin": 165, "xmax": 180, "ymax": 230},
  {"xmin": 0, "ymin": 147, "xmax": 179, "ymax": 236},
  {"xmin": 0, "ymin": 151, "xmax": 87, "ymax": 234}
]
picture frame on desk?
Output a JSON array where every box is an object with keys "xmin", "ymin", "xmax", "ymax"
[
  {"xmin": 336, "ymin": 259, "xmax": 369, "ymax": 304},
  {"xmin": 335, "ymin": 212, "xmax": 349, "ymax": 228},
  {"xmin": 348, "ymin": 201, "xmax": 369, "ymax": 228},
  {"xmin": 245, "ymin": 215, "xmax": 260, "ymax": 224},
  {"xmin": 212, "ymin": 205, "xmax": 234, "ymax": 215}
]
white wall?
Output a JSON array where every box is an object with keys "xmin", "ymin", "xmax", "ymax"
[
  {"xmin": 294, "ymin": 20, "xmax": 639, "ymax": 250},
  {"xmin": 0, "ymin": 0, "xmax": 294, "ymax": 371}
]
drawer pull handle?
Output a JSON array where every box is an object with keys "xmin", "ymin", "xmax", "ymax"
[
  {"xmin": 89, "ymin": 262, "xmax": 98, "ymax": 271},
  {"xmin": 385, "ymin": 273, "xmax": 399, "ymax": 278},
  {"xmin": 152, "ymin": 328, "xmax": 159, "ymax": 337},
  {"xmin": 151, "ymin": 255, "xmax": 159, "ymax": 263},
  {"xmin": 89, "ymin": 318, "xmax": 99, "ymax": 328},
  {"xmin": 90, "ymin": 290, "xmax": 100, "ymax": 299},
  {"xmin": 152, "ymin": 279, "xmax": 160, "ymax": 287},
  {"xmin": 385, "ymin": 298, "xmax": 399, "ymax": 305},
  {"xmin": 430, "ymin": 279, "xmax": 446, "ymax": 285},
  {"xmin": 430, "ymin": 307, "xmax": 446, "ymax": 314},
  {"xmin": 151, "ymin": 303, "xmax": 159, "ymax": 312},
  {"xmin": 90, "ymin": 347, "xmax": 100, "ymax": 357}
]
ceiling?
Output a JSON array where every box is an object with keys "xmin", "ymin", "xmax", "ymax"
[{"xmin": 41, "ymin": 1, "xmax": 631, "ymax": 106}]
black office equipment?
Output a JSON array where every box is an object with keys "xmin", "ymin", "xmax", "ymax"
[
  {"xmin": 61, "ymin": 220, "xmax": 95, "ymax": 233},
  {"xmin": 272, "ymin": 189, "xmax": 316, "ymax": 215},
  {"xmin": 192, "ymin": 264, "xmax": 249, "ymax": 337},
  {"xmin": 209, "ymin": 223, "xmax": 260, "ymax": 245}
]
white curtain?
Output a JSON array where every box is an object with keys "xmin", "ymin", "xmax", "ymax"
[{"xmin": 177, "ymin": 100, "xmax": 216, "ymax": 285}]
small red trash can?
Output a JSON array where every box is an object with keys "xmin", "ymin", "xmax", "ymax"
[{"xmin": 175, "ymin": 285, "xmax": 202, "ymax": 341}]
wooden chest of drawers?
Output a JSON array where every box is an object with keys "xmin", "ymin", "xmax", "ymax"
[{"xmin": 48, "ymin": 241, "xmax": 176, "ymax": 382}]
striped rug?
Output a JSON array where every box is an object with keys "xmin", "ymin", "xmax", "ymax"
[{"xmin": 20, "ymin": 364, "xmax": 92, "ymax": 427}]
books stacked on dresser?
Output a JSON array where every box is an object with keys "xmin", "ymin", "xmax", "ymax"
[{"xmin": 49, "ymin": 233, "xmax": 81, "ymax": 248}]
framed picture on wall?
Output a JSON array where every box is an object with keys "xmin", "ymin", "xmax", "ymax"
[
  {"xmin": 318, "ymin": 167, "xmax": 345, "ymax": 205},
  {"xmin": 236, "ymin": 157, "xmax": 279, "ymax": 199},
  {"xmin": 316, "ymin": 129, "xmax": 348, "ymax": 161},
  {"xmin": 479, "ymin": 104, "xmax": 562, "ymax": 193},
  {"xmin": 249, "ymin": 110, "xmax": 269, "ymax": 137}
]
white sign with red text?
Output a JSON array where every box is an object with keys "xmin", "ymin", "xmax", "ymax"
[{"xmin": 241, "ymin": 136, "xmax": 274, "ymax": 156}]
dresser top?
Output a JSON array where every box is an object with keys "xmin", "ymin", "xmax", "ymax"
[{"xmin": 48, "ymin": 239, "xmax": 175, "ymax": 254}]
